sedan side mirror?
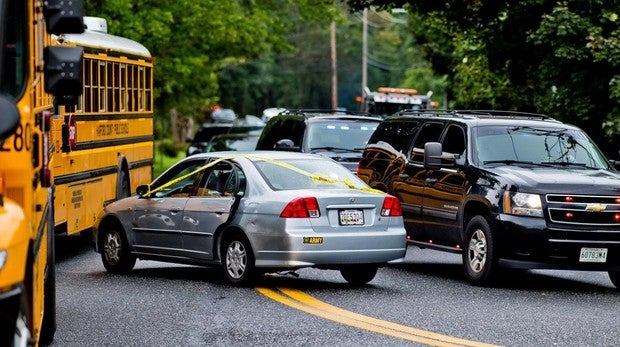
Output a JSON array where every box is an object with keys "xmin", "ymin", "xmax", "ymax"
[
  {"xmin": 274, "ymin": 139, "xmax": 300, "ymax": 151},
  {"xmin": 136, "ymin": 184, "xmax": 150, "ymax": 197}
]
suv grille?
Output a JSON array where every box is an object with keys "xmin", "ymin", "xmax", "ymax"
[{"xmin": 547, "ymin": 194, "xmax": 620, "ymax": 225}]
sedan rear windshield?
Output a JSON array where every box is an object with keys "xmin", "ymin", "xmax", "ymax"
[{"xmin": 253, "ymin": 158, "xmax": 369, "ymax": 190}]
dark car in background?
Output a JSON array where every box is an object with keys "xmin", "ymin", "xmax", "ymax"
[
  {"xmin": 186, "ymin": 116, "xmax": 265, "ymax": 156},
  {"xmin": 205, "ymin": 132, "xmax": 261, "ymax": 153},
  {"xmin": 255, "ymin": 109, "xmax": 382, "ymax": 172}
]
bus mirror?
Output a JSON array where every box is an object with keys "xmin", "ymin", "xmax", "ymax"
[
  {"xmin": 0, "ymin": 95, "xmax": 20, "ymax": 141},
  {"xmin": 44, "ymin": 0, "xmax": 85, "ymax": 35},
  {"xmin": 44, "ymin": 46, "xmax": 83, "ymax": 105}
]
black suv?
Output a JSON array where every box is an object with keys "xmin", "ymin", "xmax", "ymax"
[
  {"xmin": 255, "ymin": 109, "xmax": 382, "ymax": 172},
  {"xmin": 357, "ymin": 109, "xmax": 620, "ymax": 287}
]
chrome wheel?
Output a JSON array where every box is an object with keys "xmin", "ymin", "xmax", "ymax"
[
  {"xmin": 100, "ymin": 226, "xmax": 136, "ymax": 273},
  {"xmin": 103, "ymin": 231, "xmax": 122, "ymax": 266},
  {"xmin": 463, "ymin": 215, "xmax": 497, "ymax": 286},
  {"xmin": 225, "ymin": 240, "xmax": 247, "ymax": 280},
  {"xmin": 467, "ymin": 229, "xmax": 487, "ymax": 273}
]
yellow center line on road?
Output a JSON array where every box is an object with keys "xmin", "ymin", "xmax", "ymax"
[{"xmin": 256, "ymin": 287, "xmax": 501, "ymax": 347}]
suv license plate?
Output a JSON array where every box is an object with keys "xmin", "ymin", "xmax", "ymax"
[
  {"xmin": 339, "ymin": 209, "xmax": 364, "ymax": 225},
  {"xmin": 579, "ymin": 247, "xmax": 608, "ymax": 263}
]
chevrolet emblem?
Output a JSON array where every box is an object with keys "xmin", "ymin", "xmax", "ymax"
[{"xmin": 585, "ymin": 203, "xmax": 607, "ymax": 212}]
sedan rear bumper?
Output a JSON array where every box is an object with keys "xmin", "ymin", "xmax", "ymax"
[{"xmin": 250, "ymin": 229, "xmax": 407, "ymax": 268}]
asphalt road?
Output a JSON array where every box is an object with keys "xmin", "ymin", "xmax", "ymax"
[{"xmin": 50, "ymin": 235, "xmax": 620, "ymax": 347}]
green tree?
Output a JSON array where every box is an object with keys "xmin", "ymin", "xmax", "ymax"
[
  {"xmin": 85, "ymin": 0, "xmax": 337, "ymax": 133},
  {"xmin": 346, "ymin": 0, "xmax": 620, "ymax": 156}
]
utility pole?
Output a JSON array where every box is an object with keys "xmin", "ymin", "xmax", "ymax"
[
  {"xmin": 330, "ymin": 21, "xmax": 338, "ymax": 109},
  {"xmin": 362, "ymin": 8, "xmax": 368, "ymax": 98}
]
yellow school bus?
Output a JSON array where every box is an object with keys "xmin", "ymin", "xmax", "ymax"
[
  {"xmin": 51, "ymin": 16, "xmax": 154, "ymax": 236},
  {"xmin": 0, "ymin": 0, "xmax": 84, "ymax": 345}
]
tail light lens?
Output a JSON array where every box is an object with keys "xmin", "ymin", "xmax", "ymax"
[
  {"xmin": 280, "ymin": 197, "xmax": 320, "ymax": 218},
  {"xmin": 381, "ymin": 196, "xmax": 402, "ymax": 216}
]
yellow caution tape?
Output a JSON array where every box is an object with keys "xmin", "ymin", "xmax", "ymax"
[{"xmin": 143, "ymin": 154, "xmax": 382, "ymax": 197}]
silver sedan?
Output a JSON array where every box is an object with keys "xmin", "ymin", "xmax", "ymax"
[{"xmin": 94, "ymin": 151, "xmax": 407, "ymax": 285}]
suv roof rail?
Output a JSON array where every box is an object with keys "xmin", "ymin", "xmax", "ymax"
[
  {"xmin": 395, "ymin": 109, "xmax": 558, "ymax": 121},
  {"xmin": 282, "ymin": 109, "xmax": 374, "ymax": 117}
]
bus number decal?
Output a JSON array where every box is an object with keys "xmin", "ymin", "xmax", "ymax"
[{"xmin": 0, "ymin": 123, "xmax": 32, "ymax": 152}]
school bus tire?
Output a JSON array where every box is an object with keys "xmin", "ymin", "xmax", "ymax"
[
  {"xmin": 100, "ymin": 225, "xmax": 136, "ymax": 274},
  {"xmin": 14, "ymin": 289, "xmax": 32, "ymax": 346},
  {"xmin": 40, "ymin": 217, "xmax": 57, "ymax": 345}
]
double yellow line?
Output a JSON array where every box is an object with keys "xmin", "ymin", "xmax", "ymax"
[{"xmin": 257, "ymin": 287, "xmax": 500, "ymax": 347}]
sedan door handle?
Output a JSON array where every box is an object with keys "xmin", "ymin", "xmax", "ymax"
[{"xmin": 170, "ymin": 207, "xmax": 182, "ymax": 214}]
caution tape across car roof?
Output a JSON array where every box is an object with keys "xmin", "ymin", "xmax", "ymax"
[{"xmin": 143, "ymin": 154, "xmax": 383, "ymax": 198}]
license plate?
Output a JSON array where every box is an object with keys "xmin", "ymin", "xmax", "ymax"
[
  {"xmin": 579, "ymin": 247, "xmax": 608, "ymax": 263},
  {"xmin": 303, "ymin": 237, "xmax": 323, "ymax": 244},
  {"xmin": 339, "ymin": 209, "xmax": 364, "ymax": 225}
]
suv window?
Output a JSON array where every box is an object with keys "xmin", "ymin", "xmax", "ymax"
[
  {"xmin": 441, "ymin": 124, "xmax": 466, "ymax": 155},
  {"xmin": 411, "ymin": 122, "xmax": 444, "ymax": 162},
  {"xmin": 255, "ymin": 116, "xmax": 306, "ymax": 150},
  {"xmin": 367, "ymin": 120, "xmax": 419, "ymax": 153}
]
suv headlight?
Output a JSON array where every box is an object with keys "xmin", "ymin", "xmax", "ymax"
[{"xmin": 503, "ymin": 192, "xmax": 543, "ymax": 217}]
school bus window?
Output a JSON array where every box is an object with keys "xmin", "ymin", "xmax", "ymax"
[
  {"xmin": 83, "ymin": 58, "xmax": 91, "ymax": 112},
  {"xmin": 112, "ymin": 62, "xmax": 119, "ymax": 112},
  {"xmin": 145, "ymin": 66, "xmax": 152, "ymax": 111},
  {"xmin": 99, "ymin": 60, "xmax": 106, "ymax": 112},
  {"xmin": 120, "ymin": 63, "xmax": 126, "ymax": 111},
  {"xmin": 106, "ymin": 61, "xmax": 113, "ymax": 112}
]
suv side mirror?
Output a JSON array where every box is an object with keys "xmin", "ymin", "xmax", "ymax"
[
  {"xmin": 274, "ymin": 139, "xmax": 300, "ymax": 151},
  {"xmin": 424, "ymin": 142, "xmax": 442, "ymax": 169}
]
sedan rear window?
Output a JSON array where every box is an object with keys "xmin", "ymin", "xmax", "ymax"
[{"xmin": 253, "ymin": 158, "xmax": 368, "ymax": 191}]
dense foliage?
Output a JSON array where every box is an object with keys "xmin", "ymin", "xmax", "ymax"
[
  {"xmin": 346, "ymin": 0, "xmax": 620, "ymax": 156},
  {"xmin": 85, "ymin": 0, "xmax": 338, "ymax": 129},
  {"xmin": 85, "ymin": 0, "xmax": 620, "ymax": 155}
]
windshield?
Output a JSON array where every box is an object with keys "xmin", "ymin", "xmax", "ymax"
[
  {"xmin": 0, "ymin": 0, "xmax": 27, "ymax": 98},
  {"xmin": 206, "ymin": 134, "xmax": 259, "ymax": 152},
  {"xmin": 253, "ymin": 158, "xmax": 368, "ymax": 191},
  {"xmin": 474, "ymin": 125, "xmax": 610, "ymax": 169},
  {"xmin": 304, "ymin": 120, "xmax": 379, "ymax": 152}
]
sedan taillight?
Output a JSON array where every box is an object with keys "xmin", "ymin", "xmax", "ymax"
[
  {"xmin": 381, "ymin": 196, "xmax": 402, "ymax": 217},
  {"xmin": 280, "ymin": 197, "xmax": 321, "ymax": 218}
]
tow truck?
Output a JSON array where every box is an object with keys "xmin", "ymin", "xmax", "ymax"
[{"xmin": 358, "ymin": 86, "xmax": 437, "ymax": 117}]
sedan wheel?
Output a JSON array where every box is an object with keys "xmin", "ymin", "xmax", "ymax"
[
  {"xmin": 340, "ymin": 265, "xmax": 378, "ymax": 285},
  {"xmin": 463, "ymin": 215, "xmax": 497, "ymax": 286},
  {"xmin": 100, "ymin": 227, "xmax": 136, "ymax": 273},
  {"xmin": 222, "ymin": 234, "xmax": 256, "ymax": 286}
]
